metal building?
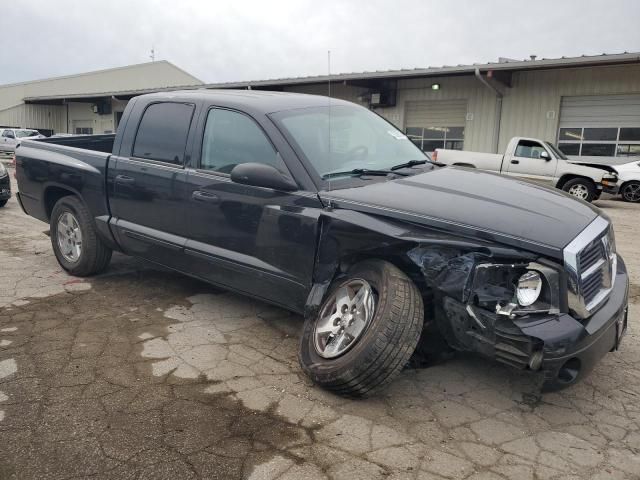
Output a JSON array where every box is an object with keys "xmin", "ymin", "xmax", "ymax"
[
  {"xmin": 0, "ymin": 61, "xmax": 202, "ymax": 136},
  {"xmin": 205, "ymin": 52, "xmax": 640, "ymax": 158},
  {"xmin": 3, "ymin": 52, "xmax": 639, "ymax": 159}
]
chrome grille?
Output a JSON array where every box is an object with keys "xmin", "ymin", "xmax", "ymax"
[{"xmin": 564, "ymin": 217, "xmax": 617, "ymax": 318}]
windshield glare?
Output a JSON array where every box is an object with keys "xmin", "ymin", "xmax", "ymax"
[
  {"xmin": 273, "ymin": 105, "xmax": 427, "ymax": 178},
  {"xmin": 16, "ymin": 130, "xmax": 39, "ymax": 138}
]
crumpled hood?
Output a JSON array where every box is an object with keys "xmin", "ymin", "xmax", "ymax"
[{"xmin": 320, "ymin": 167, "xmax": 602, "ymax": 258}]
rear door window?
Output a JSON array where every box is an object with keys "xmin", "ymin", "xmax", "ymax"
[{"xmin": 132, "ymin": 102, "xmax": 195, "ymax": 165}]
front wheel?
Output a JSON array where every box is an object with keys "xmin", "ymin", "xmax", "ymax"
[
  {"xmin": 298, "ymin": 260, "xmax": 424, "ymax": 397},
  {"xmin": 0, "ymin": 199, "xmax": 7, "ymax": 208},
  {"xmin": 621, "ymin": 181, "xmax": 640, "ymax": 203},
  {"xmin": 562, "ymin": 178, "xmax": 596, "ymax": 202},
  {"xmin": 50, "ymin": 196, "xmax": 112, "ymax": 276}
]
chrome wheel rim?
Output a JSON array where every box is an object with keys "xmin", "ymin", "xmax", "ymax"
[
  {"xmin": 623, "ymin": 183, "xmax": 640, "ymax": 202},
  {"xmin": 314, "ymin": 279, "xmax": 375, "ymax": 359},
  {"xmin": 568, "ymin": 184, "xmax": 589, "ymax": 200},
  {"xmin": 56, "ymin": 212, "xmax": 82, "ymax": 263}
]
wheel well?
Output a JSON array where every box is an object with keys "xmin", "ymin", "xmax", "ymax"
[
  {"xmin": 44, "ymin": 186, "xmax": 75, "ymax": 220},
  {"xmin": 620, "ymin": 179, "xmax": 640, "ymax": 190},
  {"xmin": 556, "ymin": 175, "xmax": 595, "ymax": 190}
]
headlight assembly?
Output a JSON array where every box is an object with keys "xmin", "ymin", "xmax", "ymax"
[
  {"xmin": 516, "ymin": 271, "xmax": 542, "ymax": 306},
  {"xmin": 469, "ymin": 261, "xmax": 561, "ymax": 319}
]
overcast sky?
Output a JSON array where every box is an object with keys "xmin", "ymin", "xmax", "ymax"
[{"xmin": 6, "ymin": 0, "xmax": 640, "ymax": 85}]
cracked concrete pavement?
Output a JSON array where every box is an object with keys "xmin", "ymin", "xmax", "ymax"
[{"xmin": 1, "ymin": 170, "xmax": 640, "ymax": 479}]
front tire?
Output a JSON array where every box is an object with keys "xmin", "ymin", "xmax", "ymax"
[
  {"xmin": 298, "ymin": 260, "xmax": 424, "ymax": 397},
  {"xmin": 562, "ymin": 178, "xmax": 596, "ymax": 202},
  {"xmin": 0, "ymin": 199, "xmax": 7, "ymax": 208},
  {"xmin": 50, "ymin": 196, "xmax": 112, "ymax": 276},
  {"xmin": 621, "ymin": 181, "xmax": 640, "ymax": 203}
]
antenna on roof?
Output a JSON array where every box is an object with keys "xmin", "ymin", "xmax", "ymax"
[
  {"xmin": 327, "ymin": 50, "xmax": 332, "ymax": 195},
  {"xmin": 150, "ymin": 46, "xmax": 156, "ymax": 62},
  {"xmin": 328, "ymin": 50, "xmax": 331, "ymax": 98}
]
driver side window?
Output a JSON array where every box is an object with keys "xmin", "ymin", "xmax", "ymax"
[
  {"xmin": 200, "ymin": 108, "xmax": 286, "ymax": 175},
  {"xmin": 515, "ymin": 140, "xmax": 547, "ymax": 159}
]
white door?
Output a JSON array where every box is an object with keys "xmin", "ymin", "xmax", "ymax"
[
  {"xmin": 557, "ymin": 94, "xmax": 640, "ymax": 159},
  {"xmin": 504, "ymin": 139, "xmax": 557, "ymax": 185},
  {"xmin": 404, "ymin": 99, "xmax": 467, "ymax": 153}
]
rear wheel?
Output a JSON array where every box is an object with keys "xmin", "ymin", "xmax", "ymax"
[
  {"xmin": 298, "ymin": 260, "xmax": 424, "ymax": 397},
  {"xmin": 621, "ymin": 181, "xmax": 640, "ymax": 203},
  {"xmin": 562, "ymin": 178, "xmax": 596, "ymax": 202},
  {"xmin": 50, "ymin": 196, "xmax": 112, "ymax": 276}
]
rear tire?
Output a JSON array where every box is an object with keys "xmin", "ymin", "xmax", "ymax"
[
  {"xmin": 561, "ymin": 178, "xmax": 596, "ymax": 202},
  {"xmin": 298, "ymin": 260, "xmax": 424, "ymax": 397},
  {"xmin": 621, "ymin": 181, "xmax": 640, "ymax": 203},
  {"xmin": 50, "ymin": 196, "xmax": 112, "ymax": 276}
]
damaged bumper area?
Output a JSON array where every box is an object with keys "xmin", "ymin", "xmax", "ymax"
[{"xmin": 409, "ymin": 246, "xmax": 629, "ymax": 390}]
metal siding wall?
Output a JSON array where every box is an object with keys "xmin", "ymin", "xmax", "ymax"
[
  {"xmin": 373, "ymin": 76, "xmax": 499, "ymax": 152},
  {"xmin": 285, "ymin": 76, "xmax": 499, "ymax": 152},
  {"xmin": 498, "ymin": 64, "xmax": 640, "ymax": 151},
  {"xmin": 282, "ymin": 83, "xmax": 369, "ymax": 106},
  {"xmin": 0, "ymin": 104, "xmax": 65, "ymax": 132},
  {"xmin": 404, "ymin": 100, "xmax": 467, "ymax": 127}
]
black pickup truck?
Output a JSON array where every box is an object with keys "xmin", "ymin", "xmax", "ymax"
[{"xmin": 15, "ymin": 91, "xmax": 629, "ymax": 396}]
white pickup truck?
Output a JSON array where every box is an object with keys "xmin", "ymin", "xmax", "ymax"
[{"xmin": 432, "ymin": 137, "xmax": 618, "ymax": 202}]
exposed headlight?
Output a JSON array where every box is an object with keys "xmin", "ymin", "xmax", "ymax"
[
  {"xmin": 516, "ymin": 271, "xmax": 542, "ymax": 306},
  {"xmin": 0, "ymin": 162, "xmax": 7, "ymax": 177}
]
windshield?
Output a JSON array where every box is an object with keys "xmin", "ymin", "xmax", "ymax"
[
  {"xmin": 545, "ymin": 141, "xmax": 568, "ymax": 160},
  {"xmin": 272, "ymin": 105, "xmax": 427, "ymax": 179},
  {"xmin": 16, "ymin": 130, "xmax": 39, "ymax": 138}
]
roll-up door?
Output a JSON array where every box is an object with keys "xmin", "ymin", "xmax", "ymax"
[
  {"xmin": 558, "ymin": 94, "xmax": 640, "ymax": 158},
  {"xmin": 404, "ymin": 99, "xmax": 467, "ymax": 152}
]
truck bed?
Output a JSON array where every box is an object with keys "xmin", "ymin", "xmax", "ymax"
[
  {"xmin": 15, "ymin": 135, "xmax": 114, "ymax": 226},
  {"xmin": 39, "ymin": 134, "xmax": 116, "ymax": 154}
]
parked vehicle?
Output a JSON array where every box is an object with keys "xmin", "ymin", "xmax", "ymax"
[
  {"xmin": 0, "ymin": 161, "xmax": 10, "ymax": 207},
  {"xmin": 612, "ymin": 160, "xmax": 640, "ymax": 203},
  {"xmin": 432, "ymin": 137, "xmax": 619, "ymax": 202},
  {"xmin": 0, "ymin": 128, "xmax": 45, "ymax": 153},
  {"xmin": 15, "ymin": 91, "xmax": 629, "ymax": 396}
]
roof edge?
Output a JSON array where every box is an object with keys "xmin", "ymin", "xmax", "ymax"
[{"xmin": 0, "ymin": 60, "xmax": 203, "ymax": 89}]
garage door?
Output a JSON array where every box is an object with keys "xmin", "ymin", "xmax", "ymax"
[
  {"xmin": 404, "ymin": 99, "xmax": 467, "ymax": 152},
  {"xmin": 558, "ymin": 94, "xmax": 640, "ymax": 158}
]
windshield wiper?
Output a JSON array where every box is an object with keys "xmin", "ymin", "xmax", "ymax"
[
  {"xmin": 322, "ymin": 168, "xmax": 408, "ymax": 179},
  {"xmin": 390, "ymin": 159, "xmax": 429, "ymax": 171}
]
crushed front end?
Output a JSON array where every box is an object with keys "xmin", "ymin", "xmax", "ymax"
[{"xmin": 409, "ymin": 216, "xmax": 629, "ymax": 390}]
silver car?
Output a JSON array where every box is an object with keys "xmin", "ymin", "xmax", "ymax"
[{"xmin": 0, "ymin": 128, "xmax": 44, "ymax": 152}]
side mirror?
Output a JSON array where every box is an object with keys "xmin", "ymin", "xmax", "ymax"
[
  {"xmin": 540, "ymin": 151, "xmax": 551, "ymax": 161},
  {"xmin": 230, "ymin": 163, "xmax": 298, "ymax": 191}
]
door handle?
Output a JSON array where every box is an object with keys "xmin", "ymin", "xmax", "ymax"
[
  {"xmin": 115, "ymin": 174, "xmax": 136, "ymax": 184},
  {"xmin": 192, "ymin": 190, "xmax": 220, "ymax": 204},
  {"xmin": 510, "ymin": 159, "xmax": 520, "ymax": 164}
]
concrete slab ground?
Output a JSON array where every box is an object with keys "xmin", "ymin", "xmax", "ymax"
[{"xmin": 1, "ymin": 171, "xmax": 639, "ymax": 479}]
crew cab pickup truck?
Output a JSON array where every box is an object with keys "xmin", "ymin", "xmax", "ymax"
[
  {"xmin": 433, "ymin": 137, "xmax": 618, "ymax": 202},
  {"xmin": 15, "ymin": 91, "xmax": 629, "ymax": 396}
]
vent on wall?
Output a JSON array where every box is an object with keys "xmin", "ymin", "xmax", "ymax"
[{"xmin": 369, "ymin": 89, "xmax": 397, "ymax": 108}]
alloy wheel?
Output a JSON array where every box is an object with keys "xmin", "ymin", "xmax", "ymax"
[
  {"xmin": 622, "ymin": 183, "xmax": 640, "ymax": 202},
  {"xmin": 56, "ymin": 212, "xmax": 83, "ymax": 263},
  {"xmin": 568, "ymin": 183, "xmax": 589, "ymax": 200},
  {"xmin": 314, "ymin": 279, "xmax": 375, "ymax": 358}
]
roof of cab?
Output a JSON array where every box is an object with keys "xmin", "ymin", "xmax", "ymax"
[{"xmin": 140, "ymin": 89, "xmax": 354, "ymax": 114}]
